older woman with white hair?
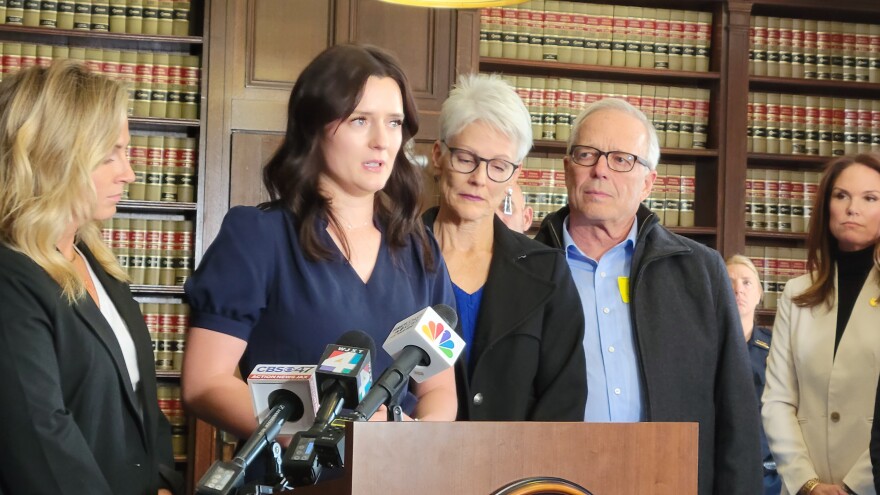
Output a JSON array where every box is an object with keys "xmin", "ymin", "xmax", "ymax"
[{"xmin": 422, "ymin": 74, "xmax": 586, "ymax": 421}]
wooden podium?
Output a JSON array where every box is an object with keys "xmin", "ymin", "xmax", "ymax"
[{"xmin": 282, "ymin": 421, "xmax": 698, "ymax": 494}]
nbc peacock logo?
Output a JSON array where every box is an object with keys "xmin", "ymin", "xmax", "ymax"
[{"xmin": 422, "ymin": 320, "xmax": 456, "ymax": 358}]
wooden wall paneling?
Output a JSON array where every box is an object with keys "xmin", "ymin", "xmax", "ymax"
[
  {"xmin": 335, "ymin": 0, "xmax": 456, "ymax": 140},
  {"xmin": 229, "ymin": 131, "xmax": 285, "ymax": 208},
  {"xmin": 720, "ymin": 1, "xmax": 754, "ymax": 257}
]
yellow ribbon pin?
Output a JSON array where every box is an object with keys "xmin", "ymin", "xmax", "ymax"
[{"xmin": 618, "ymin": 276, "xmax": 630, "ymax": 304}]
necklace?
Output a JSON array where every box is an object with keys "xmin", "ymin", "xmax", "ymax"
[{"xmin": 335, "ymin": 214, "xmax": 373, "ymax": 230}]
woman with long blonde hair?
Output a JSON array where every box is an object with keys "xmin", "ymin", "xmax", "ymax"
[{"xmin": 0, "ymin": 61, "xmax": 180, "ymax": 495}]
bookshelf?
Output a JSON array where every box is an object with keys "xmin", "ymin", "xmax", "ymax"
[
  {"xmin": 0, "ymin": 2, "xmax": 209, "ymax": 491},
  {"xmin": 735, "ymin": 0, "xmax": 880, "ymax": 325},
  {"xmin": 479, "ymin": 0, "xmax": 726, "ymax": 245}
]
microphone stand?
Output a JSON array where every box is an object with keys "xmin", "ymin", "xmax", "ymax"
[{"xmin": 385, "ymin": 384, "xmax": 406, "ymax": 422}]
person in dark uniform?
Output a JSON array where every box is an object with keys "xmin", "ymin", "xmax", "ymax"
[{"xmin": 726, "ymin": 254, "xmax": 780, "ymax": 495}]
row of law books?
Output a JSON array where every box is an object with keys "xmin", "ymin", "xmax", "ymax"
[
  {"xmin": 156, "ymin": 382, "xmax": 187, "ymax": 457},
  {"xmin": 745, "ymin": 169, "xmax": 822, "ymax": 234},
  {"xmin": 480, "ymin": 1, "xmax": 712, "ymax": 72},
  {"xmin": 748, "ymin": 93, "xmax": 880, "ymax": 156},
  {"xmin": 141, "ymin": 301, "xmax": 188, "ymax": 372},
  {"xmin": 750, "ymin": 17, "xmax": 880, "ymax": 83},
  {"xmin": 498, "ymin": 74, "xmax": 711, "ymax": 149},
  {"xmin": 102, "ymin": 214, "xmax": 194, "ymax": 287},
  {"xmin": 746, "ymin": 246, "xmax": 809, "ymax": 311},
  {"xmin": 125, "ymin": 133, "xmax": 197, "ymax": 204},
  {"xmin": 1, "ymin": 0, "xmax": 192, "ymax": 36},
  {"xmin": 641, "ymin": 163, "xmax": 696, "ymax": 228},
  {"xmin": 0, "ymin": 42, "xmax": 201, "ymax": 119}
]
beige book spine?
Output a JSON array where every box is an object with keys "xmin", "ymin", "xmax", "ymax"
[
  {"xmin": 528, "ymin": 0, "xmax": 544, "ymax": 61},
  {"xmin": 779, "ymin": 94, "xmax": 793, "ymax": 155},
  {"xmin": 156, "ymin": 0, "xmax": 172, "ymax": 35},
  {"xmin": 652, "ymin": 163, "xmax": 668, "ymax": 225},
  {"xmin": 111, "ymin": 217, "xmax": 130, "ymax": 273},
  {"xmin": 479, "ymin": 8, "xmax": 489, "ymax": 57},
  {"xmin": 142, "ymin": 0, "xmax": 157, "ymax": 34},
  {"xmin": 541, "ymin": 77, "xmax": 558, "ymax": 141},
  {"xmin": 22, "ymin": 0, "xmax": 40, "ymax": 26},
  {"xmin": 679, "ymin": 87, "xmax": 696, "ymax": 149},
  {"xmin": 556, "ymin": 77, "xmax": 572, "ymax": 143},
  {"xmin": 529, "ymin": 77, "xmax": 544, "ymax": 142},
  {"xmin": 126, "ymin": 0, "xmax": 144, "ymax": 34},
  {"xmin": 609, "ymin": 5, "xmax": 627, "ymax": 67},
  {"xmin": 753, "ymin": 16, "xmax": 768, "ymax": 76},
  {"xmin": 765, "ymin": 92, "xmax": 780, "ymax": 154},
  {"xmin": 844, "ymin": 98, "xmax": 859, "ymax": 155},
  {"xmin": 872, "ymin": 100, "xmax": 880, "ymax": 151},
  {"xmin": 805, "ymin": 95, "xmax": 819, "ymax": 155},
  {"xmin": 804, "ymin": 171, "xmax": 822, "ymax": 228},
  {"xmin": 664, "ymin": 164, "xmax": 681, "ymax": 227},
  {"xmin": 791, "ymin": 18, "xmax": 805, "ymax": 79},
  {"xmin": 639, "ymin": 8, "xmax": 656, "ymax": 69},
  {"xmin": 500, "ymin": 4, "xmax": 518, "ymax": 59},
  {"xmin": 766, "ymin": 17, "xmax": 780, "ymax": 77},
  {"xmin": 595, "ymin": 4, "xmax": 613, "ymax": 66},
  {"xmin": 855, "ymin": 23, "xmax": 870, "ymax": 83},
  {"xmin": 20, "ymin": 42, "xmax": 36, "ymax": 69},
  {"xmin": 171, "ymin": 0, "xmax": 189, "ymax": 36},
  {"xmin": 180, "ymin": 54, "xmax": 199, "ymax": 120},
  {"xmin": 681, "ymin": 10, "xmax": 698, "ymax": 72},
  {"xmin": 166, "ymin": 52, "xmax": 182, "ymax": 118},
  {"xmin": 582, "ymin": 3, "xmax": 600, "ymax": 65},
  {"xmin": 858, "ymin": 98, "xmax": 872, "ymax": 153},
  {"xmin": 831, "ymin": 97, "xmax": 845, "ymax": 156},
  {"xmin": 653, "ymin": 85, "xmax": 669, "ymax": 147},
  {"xmin": 842, "ymin": 22, "xmax": 856, "ymax": 82},
  {"xmin": 513, "ymin": 2, "xmax": 531, "ymax": 60},
  {"xmin": 178, "ymin": 137, "xmax": 196, "ymax": 203},
  {"xmin": 747, "ymin": 92, "xmax": 755, "ymax": 153},
  {"xmin": 653, "ymin": 9, "xmax": 670, "ymax": 70},
  {"xmin": 751, "ymin": 168, "xmax": 767, "ymax": 231},
  {"xmin": 556, "ymin": 2, "xmax": 573, "ymax": 64},
  {"xmin": 830, "ymin": 21, "xmax": 844, "ymax": 81},
  {"xmin": 745, "ymin": 168, "xmax": 755, "ymax": 229},
  {"xmin": 73, "ymin": 0, "xmax": 90, "ymax": 30},
  {"xmin": 542, "ymin": 1, "xmax": 560, "ymax": 62},
  {"xmin": 764, "ymin": 168, "xmax": 780, "ymax": 231},
  {"xmin": 150, "ymin": 51, "xmax": 169, "ymax": 118},
  {"xmin": 804, "ymin": 19, "xmax": 818, "ymax": 79},
  {"xmin": 695, "ymin": 11, "xmax": 712, "ymax": 72},
  {"xmin": 6, "ymin": 0, "xmax": 23, "ymax": 25},
  {"xmin": 569, "ymin": 2, "xmax": 585, "ymax": 64},
  {"xmin": 679, "ymin": 163, "xmax": 695, "ymax": 227},
  {"xmin": 778, "ymin": 169, "xmax": 793, "ymax": 232},
  {"xmin": 128, "ymin": 218, "xmax": 146, "ymax": 285},
  {"xmin": 159, "ymin": 220, "xmax": 177, "ymax": 286},
  {"xmin": 778, "ymin": 17, "xmax": 793, "ymax": 78},
  {"xmin": 35, "ymin": 44, "xmax": 53, "ymax": 67},
  {"xmin": 667, "ymin": 9, "xmax": 685, "ymax": 71},
  {"xmin": 128, "ymin": 134, "xmax": 148, "ymax": 200},
  {"xmin": 792, "ymin": 94, "xmax": 806, "ymax": 155},
  {"xmin": 790, "ymin": 170, "xmax": 805, "ymax": 233},
  {"xmin": 665, "ymin": 86, "xmax": 683, "ymax": 149},
  {"xmin": 143, "ymin": 219, "xmax": 162, "ymax": 285},
  {"xmin": 91, "ymin": 0, "xmax": 109, "ymax": 31},
  {"xmin": 816, "ymin": 20, "xmax": 832, "ymax": 80},
  {"xmin": 57, "ymin": 0, "xmax": 74, "ymax": 29},
  {"xmin": 640, "ymin": 84, "xmax": 656, "ymax": 123},
  {"xmin": 624, "ymin": 6, "xmax": 642, "ymax": 68},
  {"xmin": 145, "ymin": 135, "xmax": 164, "ymax": 202},
  {"xmin": 869, "ymin": 24, "xmax": 880, "ymax": 83}
]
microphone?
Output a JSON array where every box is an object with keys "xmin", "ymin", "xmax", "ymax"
[
  {"xmin": 247, "ymin": 364, "xmax": 320, "ymax": 436},
  {"xmin": 282, "ymin": 331, "xmax": 375, "ymax": 486},
  {"xmin": 195, "ymin": 388, "xmax": 305, "ymax": 495},
  {"xmin": 351, "ymin": 304, "xmax": 463, "ymax": 422}
]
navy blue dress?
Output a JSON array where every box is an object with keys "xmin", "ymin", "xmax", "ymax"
[
  {"xmin": 750, "ymin": 326, "xmax": 781, "ymax": 495},
  {"xmin": 185, "ymin": 205, "xmax": 456, "ymax": 389}
]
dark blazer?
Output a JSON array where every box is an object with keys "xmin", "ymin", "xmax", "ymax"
[
  {"xmin": 423, "ymin": 208, "xmax": 587, "ymax": 421},
  {"xmin": 0, "ymin": 244, "xmax": 181, "ymax": 495}
]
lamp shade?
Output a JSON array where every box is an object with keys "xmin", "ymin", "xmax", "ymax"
[{"xmin": 379, "ymin": 0, "xmax": 527, "ymax": 8}]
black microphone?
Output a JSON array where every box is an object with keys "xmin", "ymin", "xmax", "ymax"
[
  {"xmin": 196, "ymin": 389, "xmax": 304, "ymax": 495},
  {"xmin": 351, "ymin": 304, "xmax": 462, "ymax": 422},
  {"xmin": 282, "ymin": 331, "xmax": 375, "ymax": 486}
]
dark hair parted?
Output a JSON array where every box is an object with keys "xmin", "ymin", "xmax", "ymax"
[
  {"xmin": 261, "ymin": 43, "xmax": 433, "ymax": 267},
  {"xmin": 793, "ymin": 152, "xmax": 880, "ymax": 308}
]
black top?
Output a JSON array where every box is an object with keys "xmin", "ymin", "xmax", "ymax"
[{"xmin": 834, "ymin": 245, "xmax": 875, "ymax": 356}]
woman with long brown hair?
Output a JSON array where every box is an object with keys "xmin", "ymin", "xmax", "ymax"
[
  {"xmin": 763, "ymin": 153, "xmax": 880, "ymax": 495},
  {"xmin": 181, "ymin": 44, "xmax": 457, "ymax": 477}
]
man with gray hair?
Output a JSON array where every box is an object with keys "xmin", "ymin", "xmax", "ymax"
[{"xmin": 535, "ymin": 98, "xmax": 761, "ymax": 494}]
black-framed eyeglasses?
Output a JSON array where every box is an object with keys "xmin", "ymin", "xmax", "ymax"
[
  {"xmin": 442, "ymin": 142, "xmax": 519, "ymax": 183},
  {"xmin": 567, "ymin": 145, "xmax": 650, "ymax": 173}
]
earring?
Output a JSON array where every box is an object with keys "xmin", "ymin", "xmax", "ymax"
[{"xmin": 502, "ymin": 187, "xmax": 513, "ymax": 215}]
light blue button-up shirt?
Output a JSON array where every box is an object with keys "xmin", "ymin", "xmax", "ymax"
[{"xmin": 562, "ymin": 215, "xmax": 644, "ymax": 422}]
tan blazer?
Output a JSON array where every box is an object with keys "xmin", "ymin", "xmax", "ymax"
[{"xmin": 763, "ymin": 269, "xmax": 880, "ymax": 495}]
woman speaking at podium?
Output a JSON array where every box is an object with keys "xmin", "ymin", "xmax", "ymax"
[
  {"xmin": 182, "ymin": 43, "xmax": 458, "ymax": 471},
  {"xmin": 0, "ymin": 62, "xmax": 181, "ymax": 495}
]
